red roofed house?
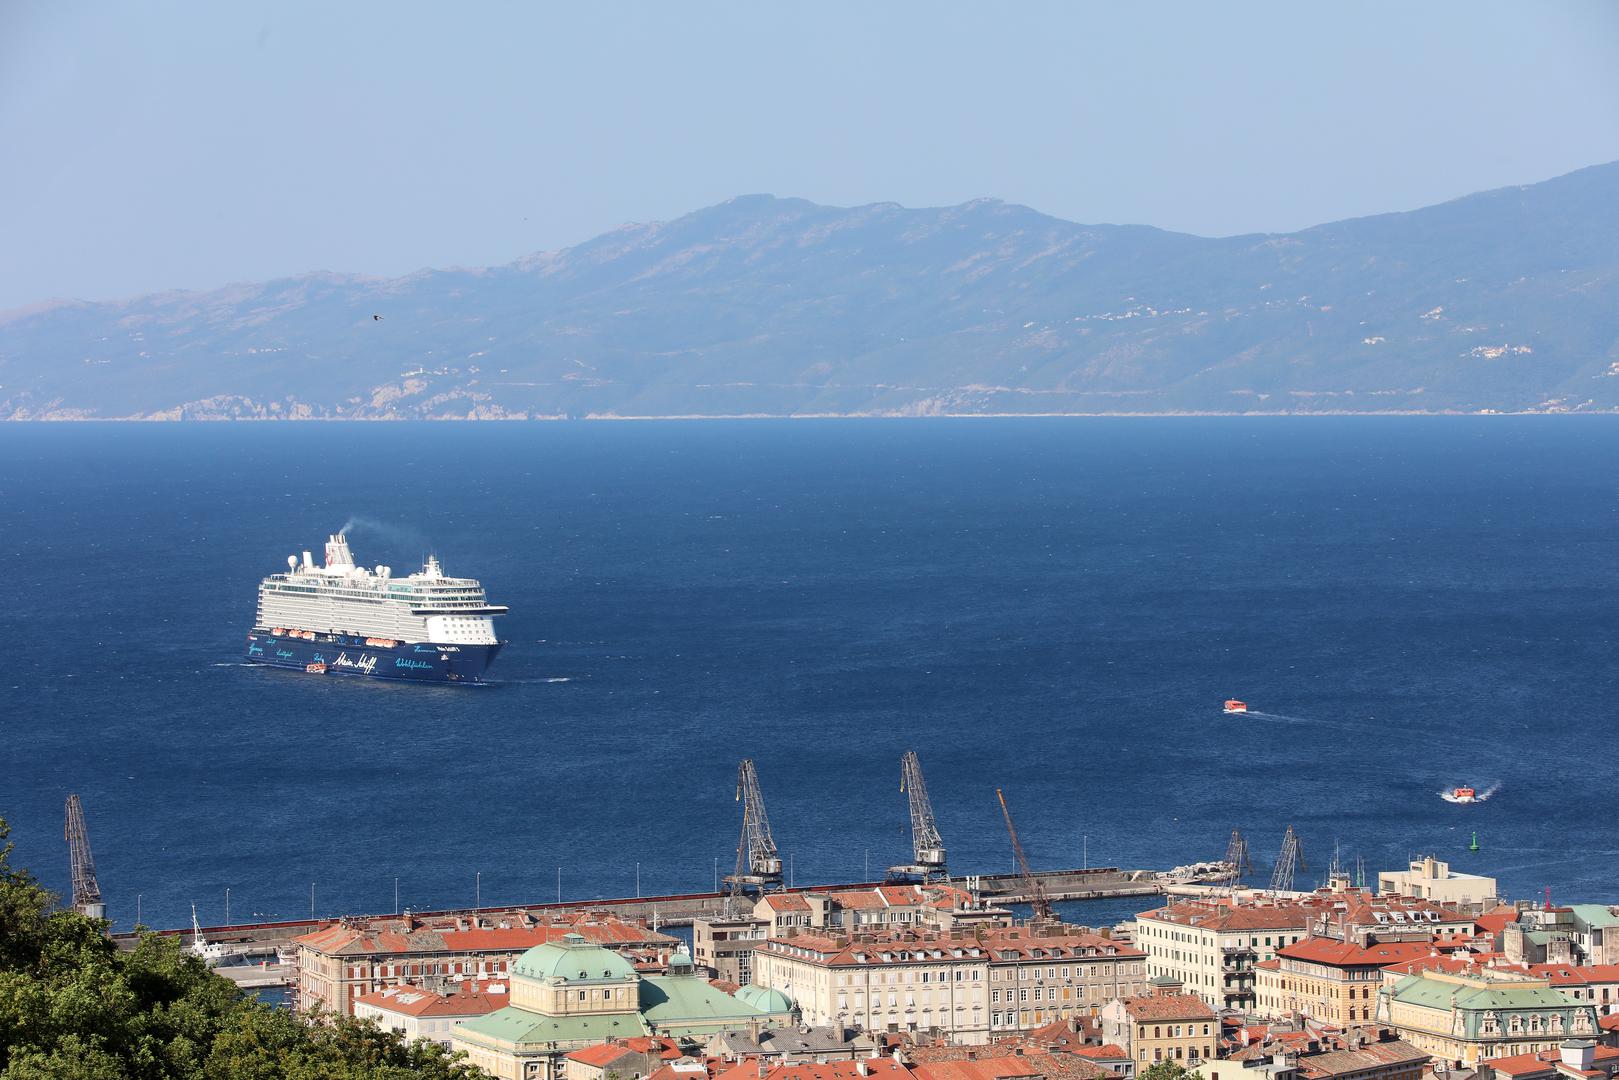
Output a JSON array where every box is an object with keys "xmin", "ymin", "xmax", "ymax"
[
  {"xmin": 910, "ymin": 1054, "xmax": 1046, "ymax": 1080},
  {"xmin": 1099, "ymin": 976, "xmax": 1218, "ymax": 1070},
  {"xmin": 1478, "ymin": 1040, "xmax": 1619, "ymax": 1080},
  {"xmin": 565, "ymin": 1037, "xmax": 684, "ymax": 1080},
  {"xmin": 352, "ymin": 979, "xmax": 509, "ymax": 1046}
]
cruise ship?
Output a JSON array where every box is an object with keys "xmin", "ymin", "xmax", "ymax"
[{"xmin": 244, "ymin": 534, "xmax": 508, "ymax": 683}]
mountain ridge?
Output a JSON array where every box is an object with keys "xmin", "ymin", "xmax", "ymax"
[{"xmin": 4, "ymin": 161, "xmax": 1618, "ymax": 419}]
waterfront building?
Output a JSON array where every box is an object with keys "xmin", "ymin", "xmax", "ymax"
[
  {"xmin": 694, "ymin": 885, "xmax": 1009, "ymax": 985},
  {"xmin": 1254, "ymin": 939, "xmax": 1468, "ymax": 1025},
  {"xmin": 292, "ymin": 910, "xmax": 679, "ymax": 1016},
  {"xmin": 1136, "ymin": 886, "xmax": 1476, "ymax": 1011},
  {"xmin": 749, "ymin": 925, "xmax": 1145, "ymax": 1045},
  {"xmin": 352, "ymin": 979, "xmax": 510, "ymax": 1045},
  {"xmin": 1375, "ymin": 968, "xmax": 1600, "ymax": 1067},
  {"xmin": 451, "ymin": 935, "xmax": 792, "ymax": 1080},
  {"xmin": 1098, "ymin": 976, "xmax": 1218, "ymax": 1068},
  {"xmin": 1377, "ymin": 858, "xmax": 1498, "ymax": 911},
  {"xmin": 1478, "ymin": 1040, "xmax": 1619, "ymax": 1080}
]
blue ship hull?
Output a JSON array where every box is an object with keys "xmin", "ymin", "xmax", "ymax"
[{"xmin": 244, "ymin": 630, "xmax": 503, "ymax": 683}]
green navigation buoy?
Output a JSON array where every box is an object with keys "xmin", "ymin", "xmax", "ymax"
[{"xmin": 1469, "ymin": 831, "xmax": 1480, "ymax": 853}]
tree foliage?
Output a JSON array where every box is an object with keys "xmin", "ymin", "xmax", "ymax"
[
  {"xmin": 0, "ymin": 817, "xmax": 487, "ymax": 1079},
  {"xmin": 1140, "ymin": 1062, "xmax": 1195, "ymax": 1080}
]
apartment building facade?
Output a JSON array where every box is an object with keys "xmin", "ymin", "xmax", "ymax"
[{"xmin": 750, "ymin": 925, "xmax": 1146, "ymax": 1045}]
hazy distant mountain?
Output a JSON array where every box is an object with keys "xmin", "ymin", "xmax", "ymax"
[{"xmin": 5, "ymin": 162, "xmax": 1618, "ymax": 419}]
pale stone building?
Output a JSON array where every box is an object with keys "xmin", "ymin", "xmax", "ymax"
[
  {"xmin": 749, "ymin": 925, "xmax": 1145, "ymax": 1045},
  {"xmin": 1099, "ymin": 976, "xmax": 1219, "ymax": 1069},
  {"xmin": 1137, "ymin": 886, "xmax": 1477, "ymax": 1011},
  {"xmin": 1378, "ymin": 858, "xmax": 1498, "ymax": 911},
  {"xmin": 693, "ymin": 884, "xmax": 1008, "ymax": 985}
]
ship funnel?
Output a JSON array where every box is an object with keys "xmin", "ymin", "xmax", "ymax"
[
  {"xmin": 302, "ymin": 550, "xmax": 314, "ymax": 570},
  {"xmin": 325, "ymin": 534, "xmax": 355, "ymax": 569}
]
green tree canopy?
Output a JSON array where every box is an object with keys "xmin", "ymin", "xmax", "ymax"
[
  {"xmin": 1140, "ymin": 1061, "xmax": 1196, "ymax": 1080},
  {"xmin": 0, "ymin": 817, "xmax": 488, "ymax": 1079}
]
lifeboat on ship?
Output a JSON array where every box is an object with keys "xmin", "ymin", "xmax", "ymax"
[
  {"xmin": 305, "ymin": 661, "xmax": 327, "ymax": 674},
  {"xmin": 365, "ymin": 638, "xmax": 398, "ymax": 648},
  {"xmin": 270, "ymin": 627, "xmax": 285, "ymax": 636},
  {"xmin": 1223, "ymin": 699, "xmax": 1248, "ymax": 714}
]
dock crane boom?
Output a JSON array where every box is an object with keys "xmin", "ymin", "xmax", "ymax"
[
  {"xmin": 996, "ymin": 788, "xmax": 1054, "ymax": 924},
  {"xmin": 723, "ymin": 759, "xmax": 783, "ymax": 912},
  {"xmin": 888, "ymin": 751, "xmax": 948, "ymax": 882},
  {"xmin": 1221, "ymin": 828, "xmax": 1254, "ymax": 893},
  {"xmin": 64, "ymin": 794, "xmax": 106, "ymax": 920},
  {"xmin": 1269, "ymin": 824, "xmax": 1305, "ymax": 894}
]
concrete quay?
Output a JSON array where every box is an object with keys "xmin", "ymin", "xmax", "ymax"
[{"xmin": 115, "ymin": 865, "xmax": 1166, "ymax": 953}]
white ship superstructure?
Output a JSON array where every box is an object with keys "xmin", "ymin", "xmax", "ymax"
[{"xmin": 255, "ymin": 535, "xmax": 507, "ymax": 645}]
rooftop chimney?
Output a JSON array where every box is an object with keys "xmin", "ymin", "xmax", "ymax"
[{"xmin": 1562, "ymin": 1041, "xmax": 1596, "ymax": 1072}]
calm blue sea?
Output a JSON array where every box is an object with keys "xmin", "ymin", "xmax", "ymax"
[{"xmin": 2, "ymin": 419, "xmax": 1616, "ymax": 933}]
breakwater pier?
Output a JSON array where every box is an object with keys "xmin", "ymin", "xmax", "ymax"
[{"xmin": 117, "ymin": 865, "xmax": 1169, "ymax": 960}]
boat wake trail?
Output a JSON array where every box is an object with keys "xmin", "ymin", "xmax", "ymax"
[
  {"xmin": 1440, "ymin": 782, "xmax": 1502, "ymax": 804},
  {"xmin": 1242, "ymin": 710, "xmax": 1318, "ymax": 725}
]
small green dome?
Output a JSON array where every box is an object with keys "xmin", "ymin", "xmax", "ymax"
[
  {"xmin": 513, "ymin": 932, "xmax": 637, "ymax": 983},
  {"xmin": 735, "ymin": 984, "xmax": 794, "ymax": 1014}
]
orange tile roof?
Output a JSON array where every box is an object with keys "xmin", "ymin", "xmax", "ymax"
[
  {"xmin": 352, "ymin": 980, "xmax": 508, "ymax": 1018},
  {"xmin": 568, "ymin": 1044, "xmax": 646, "ymax": 1068},
  {"xmin": 1277, "ymin": 938, "xmax": 1445, "ymax": 967},
  {"xmin": 1484, "ymin": 1046, "xmax": 1619, "ymax": 1078},
  {"xmin": 762, "ymin": 926, "xmax": 1140, "ymax": 968},
  {"xmin": 911, "ymin": 1058, "xmax": 1044, "ymax": 1080},
  {"xmin": 715, "ymin": 1060, "xmax": 911, "ymax": 1080},
  {"xmin": 1120, "ymin": 992, "xmax": 1217, "ymax": 1022},
  {"xmin": 763, "ymin": 895, "xmax": 813, "ymax": 912},
  {"xmin": 1071, "ymin": 1045, "xmax": 1129, "ymax": 1061},
  {"xmin": 1528, "ymin": 964, "xmax": 1619, "ymax": 986}
]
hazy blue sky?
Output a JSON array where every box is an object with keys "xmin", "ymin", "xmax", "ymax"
[{"xmin": 3, "ymin": 1, "xmax": 1617, "ymax": 309}]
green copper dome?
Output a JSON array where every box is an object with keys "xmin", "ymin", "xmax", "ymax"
[
  {"xmin": 512, "ymin": 932, "xmax": 638, "ymax": 983},
  {"xmin": 734, "ymin": 984, "xmax": 794, "ymax": 1014}
]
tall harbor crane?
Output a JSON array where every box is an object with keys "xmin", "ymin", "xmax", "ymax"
[
  {"xmin": 996, "ymin": 788, "xmax": 1054, "ymax": 924},
  {"xmin": 723, "ymin": 759, "xmax": 783, "ymax": 912},
  {"xmin": 64, "ymin": 794, "xmax": 106, "ymax": 920},
  {"xmin": 1269, "ymin": 824, "xmax": 1305, "ymax": 894},
  {"xmin": 1221, "ymin": 828, "xmax": 1254, "ymax": 892},
  {"xmin": 888, "ymin": 751, "xmax": 948, "ymax": 882}
]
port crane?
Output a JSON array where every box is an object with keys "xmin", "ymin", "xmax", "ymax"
[
  {"xmin": 1220, "ymin": 829, "xmax": 1254, "ymax": 893},
  {"xmin": 723, "ymin": 759, "xmax": 783, "ymax": 913},
  {"xmin": 888, "ymin": 751, "xmax": 948, "ymax": 883},
  {"xmin": 1269, "ymin": 824, "xmax": 1306, "ymax": 894},
  {"xmin": 996, "ymin": 788, "xmax": 1054, "ymax": 925},
  {"xmin": 64, "ymin": 794, "xmax": 106, "ymax": 920}
]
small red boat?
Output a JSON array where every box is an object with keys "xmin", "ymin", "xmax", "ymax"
[
  {"xmin": 1450, "ymin": 786, "xmax": 1477, "ymax": 803},
  {"xmin": 305, "ymin": 662, "xmax": 327, "ymax": 674},
  {"xmin": 1223, "ymin": 699, "xmax": 1248, "ymax": 714}
]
